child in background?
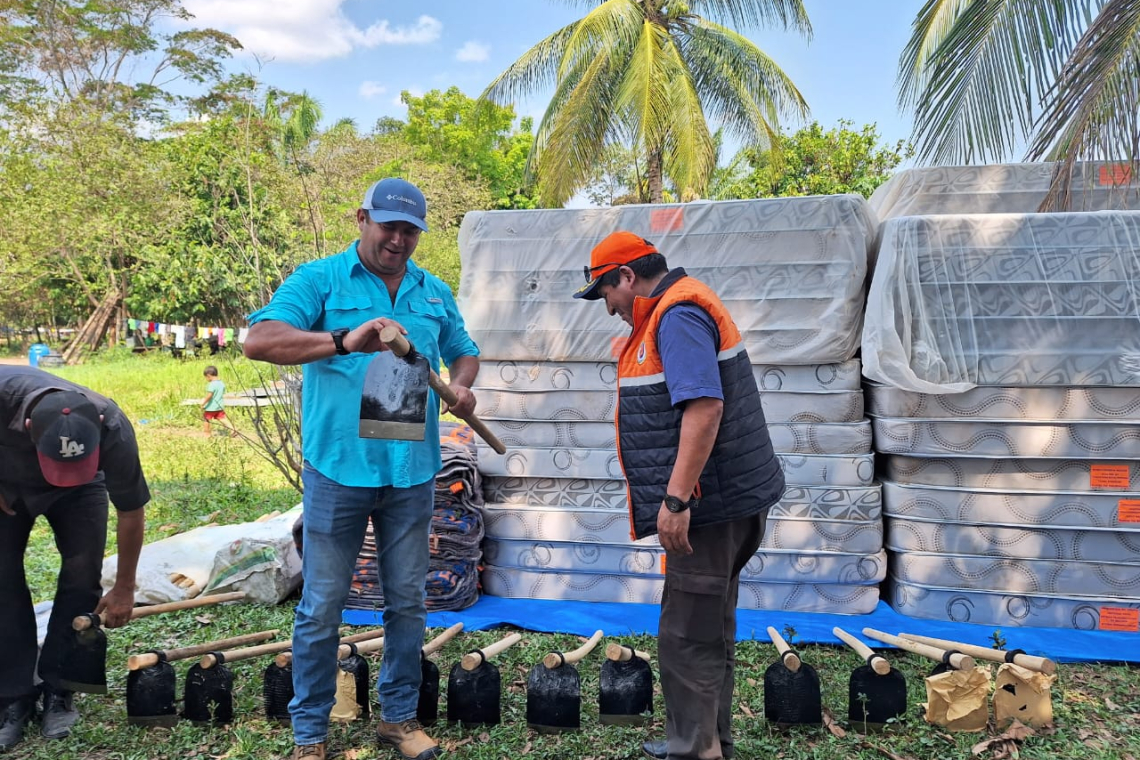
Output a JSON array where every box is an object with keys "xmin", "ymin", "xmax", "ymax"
[{"xmin": 201, "ymin": 366, "xmax": 237, "ymax": 438}]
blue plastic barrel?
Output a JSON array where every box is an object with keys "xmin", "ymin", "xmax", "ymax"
[{"xmin": 28, "ymin": 343, "xmax": 51, "ymax": 367}]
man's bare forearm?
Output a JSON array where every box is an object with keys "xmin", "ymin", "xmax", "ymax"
[{"xmin": 243, "ymin": 321, "xmax": 337, "ymax": 365}]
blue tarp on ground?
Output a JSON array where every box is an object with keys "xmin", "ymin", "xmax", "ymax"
[{"xmin": 343, "ymin": 596, "xmax": 1140, "ymax": 664}]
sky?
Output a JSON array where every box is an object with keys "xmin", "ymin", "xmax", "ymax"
[{"xmin": 177, "ymin": 0, "xmax": 920, "ymax": 149}]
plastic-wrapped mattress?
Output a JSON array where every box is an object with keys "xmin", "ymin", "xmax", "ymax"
[
  {"xmin": 866, "ymin": 383, "xmax": 1140, "ymax": 421},
  {"xmin": 868, "ymin": 162, "xmax": 1140, "ymax": 220},
  {"xmin": 863, "ymin": 211, "xmax": 1140, "ymax": 392},
  {"xmin": 870, "ymin": 418, "xmax": 1140, "ymax": 458},
  {"xmin": 476, "ymin": 447, "xmax": 876, "ymax": 486},
  {"xmin": 482, "ymin": 566, "xmax": 880, "ymax": 614},
  {"xmin": 484, "ymin": 539, "xmax": 886, "ymax": 586},
  {"xmin": 459, "ymin": 195, "xmax": 877, "ymax": 365},
  {"xmin": 887, "ymin": 576, "xmax": 1140, "ymax": 630},
  {"xmin": 884, "ymin": 455, "xmax": 1136, "ymax": 491}
]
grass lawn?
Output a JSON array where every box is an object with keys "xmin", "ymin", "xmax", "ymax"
[{"xmin": 11, "ymin": 353, "xmax": 1140, "ymax": 760}]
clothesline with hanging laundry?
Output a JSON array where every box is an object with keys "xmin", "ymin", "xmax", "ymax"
[{"xmin": 124, "ymin": 319, "xmax": 250, "ymax": 349}]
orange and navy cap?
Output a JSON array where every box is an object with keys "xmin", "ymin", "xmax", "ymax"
[
  {"xmin": 30, "ymin": 391, "xmax": 102, "ymax": 488},
  {"xmin": 573, "ymin": 231, "xmax": 659, "ymax": 300}
]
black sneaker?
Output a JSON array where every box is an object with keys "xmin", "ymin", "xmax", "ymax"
[
  {"xmin": 0, "ymin": 696, "xmax": 37, "ymax": 750},
  {"xmin": 41, "ymin": 685, "xmax": 79, "ymax": 740}
]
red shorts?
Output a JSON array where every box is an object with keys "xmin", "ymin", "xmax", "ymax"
[{"xmin": 204, "ymin": 410, "xmax": 227, "ymax": 420}]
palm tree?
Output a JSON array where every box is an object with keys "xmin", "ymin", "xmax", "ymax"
[
  {"xmin": 483, "ymin": 0, "xmax": 811, "ymax": 205},
  {"xmin": 899, "ymin": 0, "xmax": 1140, "ymax": 207}
]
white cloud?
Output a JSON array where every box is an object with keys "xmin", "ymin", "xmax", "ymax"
[
  {"xmin": 358, "ymin": 81, "xmax": 387, "ymax": 100},
  {"xmin": 455, "ymin": 41, "xmax": 490, "ymax": 62},
  {"xmin": 182, "ymin": 1, "xmax": 441, "ymax": 62}
]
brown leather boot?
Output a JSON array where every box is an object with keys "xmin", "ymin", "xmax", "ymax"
[
  {"xmin": 376, "ymin": 718, "xmax": 441, "ymax": 760},
  {"xmin": 290, "ymin": 743, "xmax": 326, "ymax": 760}
]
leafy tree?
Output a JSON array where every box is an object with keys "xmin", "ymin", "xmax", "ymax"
[
  {"xmin": 898, "ymin": 0, "xmax": 1140, "ymax": 205},
  {"xmin": 0, "ymin": 0, "xmax": 240, "ymax": 117},
  {"xmin": 483, "ymin": 0, "xmax": 811, "ymax": 205},
  {"xmin": 401, "ymin": 87, "xmax": 537, "ymax": 209},
  {"xmin": 735, "ymin": 121, "xmax": 912, "ymax": 199}
]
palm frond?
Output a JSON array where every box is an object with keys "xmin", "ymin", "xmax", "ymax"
[
  {"xmin": 680, "ymin": 19, "xmax": 807, "ymax": 146},
  {"xmin": 897, "ymin": 0, "xmax": 977, "ymax": 109},
  {"xmin": 905, "ymin": 0, "xmax": 1095, "ymax": 164},
  {"xmin": 688, "ymin": 0, "xmax": 812, "ymax": 36},
  {"xmin": 535, "ymin": 44, "xmax": 627, "ymax": 205},
  {"xmin": 560, "ymin": 0, "xmax": 644, "ymax": 81},
  {"xmin": 658, "ymin": 36, "xmax": 716, "ymax": 196},
  {"xmin": 481, "ymin": 23, "xmax": 578, "ymax": 106},
  {"xmin": 1028, "ymin": 0, "xmax": 1140, "ymax": 207}
]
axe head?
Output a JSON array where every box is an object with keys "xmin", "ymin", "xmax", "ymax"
[
  {"xmin": 599, "ymin": 656, "xmax": 654, "ymax": 726},
  {"xmin": 417, "ymin": 653, "xmax": 441, "ymax": 726},
  {"xmin": 848, "ymin": 664, "xmax": 907, "ymax": 731},
  {"xmin": 126, "ymin": 661, "xmax": 178, "ymax": 727},
  {"xmin": 263, "ymin": 661, "xmax": 294, "ymax": 725},
  {"xmin": 359, "ymin": 350, "xmax": 429, "ymax": 441},
  {"xmin": 447, "ymin": 660, "xmax": 501, "ymax": 727},
  {"xmin": 58, "ymin": 624, "xmax": 108, "ymax": 694},
  {"xmin": 182, "ymin": 662, "xmax": 234, "ymax": 725},
  {"xmin": 526, "ymin": 660, "xmax": 582, "ymax": 733}
]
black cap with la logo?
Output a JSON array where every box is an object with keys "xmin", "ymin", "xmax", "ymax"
[{"xmin": 29, "ymin": 391, "xmax": 102, "ymax": 487}]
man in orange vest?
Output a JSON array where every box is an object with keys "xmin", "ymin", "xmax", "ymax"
[{"xmin": 575, "ymin": 231, "xmax": 785, "ymax": 760}]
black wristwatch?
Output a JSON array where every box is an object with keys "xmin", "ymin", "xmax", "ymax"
[
  {"xmin": 330, "ymin": 328, "xmax": 350, "ymax": 356},
  {"xmin": 663, "ymin": 494, "xmax": 697, "ymax": 513}
]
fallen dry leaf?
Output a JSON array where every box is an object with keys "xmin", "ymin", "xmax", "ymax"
[
  {"xmin": 971, "ymin": 720, "xmax": 1036, "ymax": 758},
  {"xmin": 739, "ymin": 703, "xmax": 753, "ymax": 718},
  {"xmin": 1106, "ymin": 697, "xmax": 1121, "ymax": 710},
  {"xmin": 859, "ymin": 740, "xmax": 918, "ymax": 760},
  {"xmin": 822, "ymin": 708, "xmax": 847, "ymax": 738},
  {"xmin": 194, "ymin": 615, "xmax": 213, "ymax": 625},
  {"xmin": 158, "ymin": 523, "xmax": 178, "ymax": 532},
  {"xmin": 746, "ymin": 677, "xmax": 758, "ymax": 687},
  {"xmin": 521, "ymin": 740, "xmax": 532, "ymax": 754}
]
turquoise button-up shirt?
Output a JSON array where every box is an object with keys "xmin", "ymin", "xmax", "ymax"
[{"xmin": 248, "ymin": 242, "xmax": 479, "ymax": 488}]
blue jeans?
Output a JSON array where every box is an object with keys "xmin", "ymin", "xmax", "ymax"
[{"xmin": 290, "ymin": 463, "xmax": 434, "ymax": 745}]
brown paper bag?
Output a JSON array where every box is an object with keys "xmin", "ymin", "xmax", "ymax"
[
  {"xmin": 924, "ymin": 665, "xmax": 991, "ymax": 732},
  {"xmin": 993, "ymin": 663, "xmax": 1055, "ymax": 728},
  {"xmin": 330, "ymin": 669, "xmax": 361, "ymax": 722}
]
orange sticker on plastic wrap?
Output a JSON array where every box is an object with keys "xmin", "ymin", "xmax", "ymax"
[
  {"xmin": 1098, "ymin": 163, "xmax": 1133, "ymax": 186},
  {"xmin": 650, "ymin": 208, "xmax": 684, "ymax": 233},
  {"xmin": 660, "ymin": 555, "xmax": 667, "ymax": 575},
  {"xmin": 1119, "ymin": 500, "xmax": 1140, "ymax": 523},
  {"xmin": 1090, "ymin": 464, "xmax": 1131, "ymax": 490},
  {"xmin": 1099, "ymin": 607, "xmax": 1140, "ymax": 632},
  {"xmin": 610, "ymin": 336, "xmax": 627, "ymax": 359}
]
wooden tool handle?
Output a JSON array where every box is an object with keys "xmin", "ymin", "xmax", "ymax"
[
  {"xmin": 543, "ymin": 630, "xmax": 603, "ymax": 669},
  {"xmin": 604, "ymin": 643, "xmax": 650, "ymax": 662},
  {"xmin": 274, "ymin": 652, "xmax": 293, "ymax": 668},
  {"xmin": 127, "ymin": 629, "xmax": 279, "ymax": 670},
  {"xmin": 379, "ymin": 326, "xmax": 507, "ymax": 455},
  {"xmin": 899, "ymin": 633, "xmax": 1056, "ymax": 675},
  {"xmin": 423, "ymin": 623, "xmax": 464, "ymax": 656},
  {"xmin": 200, "ymin": 638, "xmax": 294, "ymax": 668},
  {"xmin": 73, "ymin": 591, "xmax": 246, "ymax": 630},
  {"xmin": 834, "ymin": 627, "xmax": 891, "ymax": 676},
  {"xmin": 863, "ymin": 628, "xmax": 975, "ymax": 671},
  {"xmin": 350, "ymin": 637, "xmax": 386, "ymax": 656},
  {"xmin": 461, "ymin": 632, "xmax": 523, "ymax": 671},
  {"xmin": 339, "ymin": 628, "xmax": 384, "ymax": 645},
  {"xmin": 767, "ymin": 627, "xmax": 801, "ymax": 672}
]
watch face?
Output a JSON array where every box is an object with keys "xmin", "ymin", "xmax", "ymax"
[{"xmin": 664, "ymin": 496, "xmax": 687, "ymax": 513}]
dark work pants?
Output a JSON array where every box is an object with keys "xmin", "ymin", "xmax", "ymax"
[
  {"xmin": 659, "ymin": 512, "xmax": 765, "ymax": 760},
  {"xmin": 0, "ymin": 484, "xmax": 108, "ymax": 699}
]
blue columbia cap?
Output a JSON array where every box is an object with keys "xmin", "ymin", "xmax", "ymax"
[{"xmin": 362, "ymin": 177, "xmax": 429, "ymax": 232}]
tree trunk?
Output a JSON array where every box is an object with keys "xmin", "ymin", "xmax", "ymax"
[{"xmin": 647, "ymin": 148, "xmax": 664, "ymax": 203}]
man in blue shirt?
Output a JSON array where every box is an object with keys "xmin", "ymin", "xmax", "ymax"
[{"xmin": 244, "ymin": 178, "xmax": 479, "ymax": 760}]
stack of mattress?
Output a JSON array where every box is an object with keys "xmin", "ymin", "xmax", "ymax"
[
  {"xmin": 460, "ymin": 196, "xmax": 886, "ymax": 614},
  {"xmin": 864, "ymin": 209, "xmax": 1140, "ymax": 631}
]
